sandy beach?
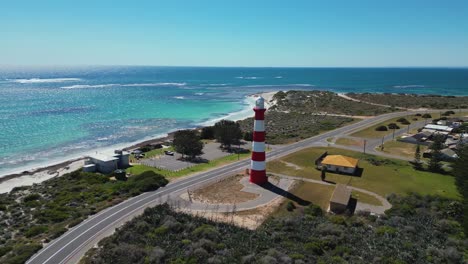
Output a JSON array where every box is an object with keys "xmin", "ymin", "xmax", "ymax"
[{"xmin": 0, "ymin": 91, "xmax": 279, "ymax": 194}]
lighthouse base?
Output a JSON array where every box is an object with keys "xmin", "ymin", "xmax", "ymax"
[{"xmin": 250, "ymin": 169, "xmax": 268, "ymax": 184}]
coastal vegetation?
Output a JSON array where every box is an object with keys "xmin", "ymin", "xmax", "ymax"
[
  {"xmin": 346, "ymin": 93, "xmax": 468, "ymax": 109},
  {"xmin": 172, "ymin": 130, "xmax": 204, "ymax": 159},
  {"xmin": 453, "ymin": 144, "xmax": 468, "ymax": 234},
  {"xmin": 213, "ymin": 120, "xmax": 243, "ymax": 149},
  {"xmin": 271, "ymin": 90, "xmax": 394, "ymax": 116},
  {"xmin": 0, "ymin": 170, "xmax": 167, "ymax": 264},
  {"xmin": 81, "ymin": 194, "xmax": 466, "ymax": 263},
  {"xmin": 239, "ymin": 111, "xmax": 353, "ymax": 144}
]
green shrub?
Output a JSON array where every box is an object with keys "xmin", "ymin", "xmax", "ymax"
[
  {"xmin": 387, "ymin": 123, "xmax": 400, "ymax": 129},
  {"xmin": 25, "ymin": 225, "xmax": 48, "ymax": 238},
  {"xmin": 376, "ymin": 226, "xmax": 397, "ymax": 236},
  {"xmin": 422, "ymin": 113, "xmax": 432, "ymax": 118},
  {"xmin": 286, "ymin": 201, "xmax": 296, "ymax": 211},
  {"xmin": 305, "ymin": 203, "xmax": 323, "ymax": 216},
  {"xmin": 23, "ymin": 193, "xmax": 41, "ymax": 203},
  {"xmin": 0, "ymin": 246, "xmax": 12, "ymax": 257},
  {"xmin": 7, "ymin": 243, "xmax": 42, "ymax": 264},
  {"xmin": 375, "ymin": 125, "xmax": 388, "ymax": 131}
]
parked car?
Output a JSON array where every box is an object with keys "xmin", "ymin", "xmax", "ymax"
[{"xmin": 164, "ymin": 151, "xmax": 174, "ymax": 156}]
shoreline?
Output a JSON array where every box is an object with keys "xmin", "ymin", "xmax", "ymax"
[{"xmin": 0, "ymin": 92, "xmax": 276, "ymax": 194}]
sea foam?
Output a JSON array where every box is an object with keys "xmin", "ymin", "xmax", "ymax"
[{"xmin": 10, "ymin": 78, "xmax": 82, "ymax": 83}]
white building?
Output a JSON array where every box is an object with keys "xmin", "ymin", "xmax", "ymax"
[{"xmin": 86, "ymin": 150, "xmax": 130, "ymax": 174}]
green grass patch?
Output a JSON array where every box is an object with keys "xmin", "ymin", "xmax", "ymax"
[
  {"xmin": 335, "ymin": 137, "xmax": 364, "ymax": 147},
  {"xmin": 127, "ymin": 152, "xmax": 251, "ymax": 178},
  {"xmin": 379, "ymin": 140, "xmax": 428, "ymax": 159},
  {"xmin": 351, "ymin": 191, "xmax": 382, "ymax": 206},
  {"xmin": 267, "ymin": 147, "xmax": 460, "ymax": 200}
]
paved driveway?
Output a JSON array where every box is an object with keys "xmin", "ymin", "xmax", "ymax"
[{"xmin": 140, "ymin": 142, "xmax": 233, "ymax": 171}]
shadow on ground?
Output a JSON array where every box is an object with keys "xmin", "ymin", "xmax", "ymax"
[{"xmin": 259, "ymin": 182, "xmax": 311, "ymax": 206}]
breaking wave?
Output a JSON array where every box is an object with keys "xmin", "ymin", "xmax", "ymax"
[
  {"xmin": 61, "ymin": 82, "xmax": 187, "ymax": 89},
  {"xmin": 9, "ymin": 78, "xmax": 82, "ymax": 84},
  {"xmin": 236, "ymin": 76, "xmax": 262, "ymax": 80},
  {"xmin": 393, "ymin": 85, "xmax": 425, "ymax": 88}
]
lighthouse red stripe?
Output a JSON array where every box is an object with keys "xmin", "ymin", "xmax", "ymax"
[
  {"xmin": 251, "ymin": 151, "xmax": 265, "ymax": 161},
  {"xmin": 250, "ymin": 169, "xmax": 267, "ymax": 184},
  {"xmin": 253, "ymin": 131, "xmax": 265, "ymax": 142},
  {"xmin": 253, "ymin": 108, "xmax": 266, "ymax": 120}
]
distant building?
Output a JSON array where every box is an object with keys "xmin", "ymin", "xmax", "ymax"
[
  {"xmin": 329, "ymin": 184, "xmax": 351, "ymax": 214},
  {"xmin": 320, "ymin": 155, "xmax": 359, "ymax": 174},
  {"xmin": 399, "ymin": 132, "xmax": 431, "ymax": 145},
  {"xmin": 86, "ymin": 150, "xmax": 130, "ymax": 174},
  {"xmin": 423, "ymin": 124, "xmax": 453, "ymax": 133}
]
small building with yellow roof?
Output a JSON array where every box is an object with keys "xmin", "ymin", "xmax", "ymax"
[{"xmin": 320, "ymin": 154, "xmax": 359, "ymax": 174}]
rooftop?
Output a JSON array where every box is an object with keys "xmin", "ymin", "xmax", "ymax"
[
  {"xmin": 330, "ymin": 184, "xmax": 352, "ymax": 205},
  {"xmin": 89, "ymin": 153, "xmax": 119, "ymax": 162},
  {"xmin": 321, "ymin": 155, "xmax": 359, "ymax": 168},
  {"xmin": 424, "ymin": 124, "xmax": 453, "ymax": 132}
]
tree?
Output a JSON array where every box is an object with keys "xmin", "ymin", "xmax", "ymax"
[
  {"xmin": 428, "ymin": 134, "xmax": 444, "ymax": 172},
  {"xmin": 213, "ymin": 120, "xmax": 242, "ymax": 149},
  {"xmin": 243, "ymin": 131, "xmax": 253, "ymax": 141},
  {"xmin": 453, "ymin": 144, "xmax": 468, "ymax": 234},
  {"xmin": 200, "ymin": 126, "xmax": 214, "ymax": 140},
  {"xmin": 413, "ymin": 144, "xmax": 423, "ymax": 170},
  {"xmin": 422, "ymin": 113, "xmax": 432, "ymax": 119},
  {"xmin": 173, "ymin": 130, "xmax": 203, "ymax": 159}
]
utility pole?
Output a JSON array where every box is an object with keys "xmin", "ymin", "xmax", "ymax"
[
  {"xmin": 381, "ymin": 136, "xmax": 384, "ymax": 150},
  {"xmin": 363, "ymin": 139, "xmax": 367, "ymax": 154}
]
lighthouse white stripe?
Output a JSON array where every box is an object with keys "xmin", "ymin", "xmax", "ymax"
[
  {"xmin": 252, "ymin": 141, "xmax": 265, "ymax": 152},
  {"xmin": 251, "ymin": 160, "xmax": 266, "ymax": 171},
  {"xmin": 253, "ymin": 120, "xmax": 265, "ymax": 132}
]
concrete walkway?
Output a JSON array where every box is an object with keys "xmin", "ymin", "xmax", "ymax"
[
  {"xmin": 173, "ymin": 176, "xmax": 294, "ymax": 213},
  {"xmin": 269, "ymin": 173, "xmax": 392, "ymax": 215}
]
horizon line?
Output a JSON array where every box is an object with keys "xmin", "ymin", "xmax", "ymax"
[{"xmin": 1, "ymin": 64, "xmax": 468, "ymax": 69}]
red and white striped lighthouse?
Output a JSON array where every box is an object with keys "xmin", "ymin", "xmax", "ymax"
[{"xmin": 250, "ymin": 96, "xmax": 267, "ymax": 184}]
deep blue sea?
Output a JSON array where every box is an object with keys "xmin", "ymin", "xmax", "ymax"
[{"xmin": 0, "ymin": 66, "xmax": 467, "ymax": 176}]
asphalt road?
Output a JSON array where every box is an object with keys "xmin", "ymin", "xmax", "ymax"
[{"xmin": 25, "ymin": 110, "xmax": 442, "ymax": 264}]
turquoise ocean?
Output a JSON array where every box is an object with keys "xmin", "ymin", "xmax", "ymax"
[{"xmin": 0, "ymin": 66, "xmax": 467, "ymax": 176}]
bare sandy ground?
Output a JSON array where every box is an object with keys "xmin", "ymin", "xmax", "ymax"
[{"xmin": 0, "ymin": 159, "xmax": 85, "ymax": 194}]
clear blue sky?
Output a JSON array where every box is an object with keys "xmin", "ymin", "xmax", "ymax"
[{"xmin": 1, "ymin": 0, "xmax": 467, "ymax": 67}]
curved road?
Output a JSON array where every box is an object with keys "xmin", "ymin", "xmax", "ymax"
[{"xmin": 26, "ymin": 109, "xmax": 443, "ymax": 264}]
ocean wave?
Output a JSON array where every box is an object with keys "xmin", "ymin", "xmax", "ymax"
[
  {"xmin": 61, "ymin": 84, "xmax": 117, "ymax": 89},
  {"xmin": 274, "ymin": 76, "xmax": 283, "ymax": 79},
  {"xmin": 240, "ymin": 84, "xmax": 315, "ymax": 88},
  {"xmin": 236, "ymin": 76, "xmax": 262, "ymax": 80},
  {"xmin": 194, "ymin": 93, "xmax": 205, "ymax": 95},
  {"xmin": 174, "ymin": 96, "xmax": 185, "ymax": 100},
  {"xmin": 61, "ymin": 82, "xmax": 187, "ymax": 89},
  {"xmin": 122, "ymin": 82, "xmax": 186, "ymax": 87},
  {"xmin": 201, "ymin": 83, "xmax": 228, "ymax": 86},
  {"xmin": 9, "ymin": 78, "xmax": 82, "ymax": 84},
  {"xmin": 393, "ymin": 85, "xmax": 425, "ymax": 88}
]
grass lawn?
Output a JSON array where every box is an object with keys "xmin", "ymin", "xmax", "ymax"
[
  {"xmin": 335, "ymin": 137, "xmax": 364, "ymax": 147},
  {"xmin": 267, "ymin": 147, "xmax": 460, "ymax": 200},
  {"xmin": 127, "ymin": 152, "xmax": 251, "ymax": 179},
  {"xmin": 271, "ymin": 182, "xmax": 334, "ymax": 217},
  {"xmin": 351, "ymin": 190, "xmax": 382, "ymax": 206},
  {"xmin": 379, "ymin": 140, "xmax": 428, "ymax": 159}
]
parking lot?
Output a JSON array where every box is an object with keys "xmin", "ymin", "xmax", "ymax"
[{"xmin": 139, "ymin": 142, "xmax": 235, "ymax": 171}]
